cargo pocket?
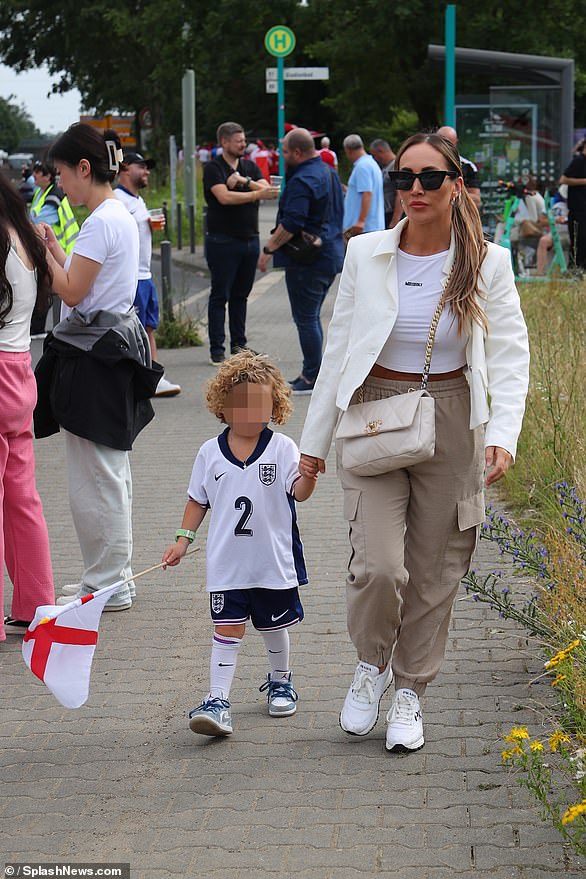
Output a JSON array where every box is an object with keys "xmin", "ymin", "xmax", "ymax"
[
  {"xmin": 457, "ymin": 490, "xmax": 485, "ymax": 553},
  {"xmin": 343, "ymin": 488, "xmax": 361, "ymax": 522},
  {"xmin": 342, "ymin": 489, "xmax": 365, "ymax": 580}
]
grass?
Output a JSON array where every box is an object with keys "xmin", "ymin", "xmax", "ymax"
[{"xmin": 468, "ymin": 274, "xmax": 586, "ymax": 856}]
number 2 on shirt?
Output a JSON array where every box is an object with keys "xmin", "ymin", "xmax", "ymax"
[{"xmin": 234, "ymin": 496, "xmax": 254, "ymax": 537}]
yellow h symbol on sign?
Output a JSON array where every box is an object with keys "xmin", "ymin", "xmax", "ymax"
[{"xmin": 265, "ymin": 25, "xmax": 296, "ymax": 57}]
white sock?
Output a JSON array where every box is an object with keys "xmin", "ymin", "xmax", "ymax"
[
  {"xmin": 209, "ymin": 633, "xmax": 242, "ymax": 699},
  {"xmin": 261, "ymin": 628, "xmax": 290, "ymax": 681}
]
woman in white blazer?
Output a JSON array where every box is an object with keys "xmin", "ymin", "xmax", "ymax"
[{"xmin": 298, "ymin": 133, "xmax": 529, "ymax": 754}]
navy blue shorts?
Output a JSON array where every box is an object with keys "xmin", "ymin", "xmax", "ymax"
[
  {"xmin": 134, "ymin": 278, "xmax": 159, "ymax": 329},
  {"xmin": 209, "ymin": 586, "xmax": 304, "ymax": 631}
]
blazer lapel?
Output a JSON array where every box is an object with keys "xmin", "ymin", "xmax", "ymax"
[{"xmin": 370, "ymin": 219, "xmax": 406, "ymax": 314}]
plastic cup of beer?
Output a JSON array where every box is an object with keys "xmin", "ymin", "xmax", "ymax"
[
  {"xmin": 148, "ymin": 208, "xmax": 166, "ymax": 231},
  {"xmin": 269, "ymin": 175, "xmax": 284, "ymax": 189}
]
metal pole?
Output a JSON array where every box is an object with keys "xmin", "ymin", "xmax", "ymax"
[
  {"xmin": 278, "ymin": 56, "xmax": 285, "ymax": 178},
  {"xmin": 169, "ymin": 134, "xmax": 177, "ymax": 232},
  {"xmin": 177, "ymin": 202, "xmax": 182, "ymax": 250},
  {"xmin": 189, "ymin": 204, "xmax": 195, "ymax": 254},
  {"xmin": 182, "ymin": 69, "xmax": 196, "ymax": 219},
  {"xmin": 444, "ymin": 5, "xmax": 456, "ymax": 127},
  {"xmin": 160, "ymin": 240, "xmax": 173, "ymax": 321}
]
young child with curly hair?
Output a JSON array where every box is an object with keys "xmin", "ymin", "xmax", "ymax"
[{"xmin": 162, "ymin": 351, "xmax": 318, "ymax": 737}]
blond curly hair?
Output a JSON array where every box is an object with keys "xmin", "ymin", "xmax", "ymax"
[{"xmin": 206, "ymin": 350, "xmax": 293, "ymax": 425}]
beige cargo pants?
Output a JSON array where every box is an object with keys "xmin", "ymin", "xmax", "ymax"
[{"xmin": 338, "ymin": 375, "xmax": 485, "ymax": 696}]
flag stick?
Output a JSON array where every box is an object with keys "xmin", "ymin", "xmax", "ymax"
[
  {"xmin": 119, "ymin": 547, "xmax": 200, "ymax": 585},
  {"xmin": 38, "ymin": 549, "xmax": 199, "ymax": 625}
]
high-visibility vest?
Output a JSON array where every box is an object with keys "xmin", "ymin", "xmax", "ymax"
[{"xmin": 31, "ymin": 184, "xmax": 80, "ymax": 255}]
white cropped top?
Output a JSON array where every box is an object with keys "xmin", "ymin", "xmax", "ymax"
[
  {"xmin": 376, "ymin": 248, "xmax": 468, "ymax": 373},
  {"xmin": 0, "ymin": 246, "xmax": 37, "ymax": 353}
]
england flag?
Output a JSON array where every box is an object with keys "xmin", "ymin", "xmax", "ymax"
[{"xmin": 21, "ymin": 582, "xmax": 122, "ymax": 709}]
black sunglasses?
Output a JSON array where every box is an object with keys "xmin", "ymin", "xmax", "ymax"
[{"xmin": 389, "ymin": 169, "xmax": 459, "ymax": 191}]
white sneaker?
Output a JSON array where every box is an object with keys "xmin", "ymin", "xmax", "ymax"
[
  {"xmin": 340, "ymin": 661, "xmax": 393, "ymax": 736},
  {"xmin": 63, "ymin": 581, "xmax": 135, "ymax": 598},
  {"xmin": 56, "ymin": 586, "xmax": 132, "ymax": 612},
  {"xmin": 61, "ymin": 582, "xmax": 81, "ymax": 596},
  {"xmin": 154, "ymin": 375, "xmax": 181, "ymax": 397},
  {"xmin": 385, "ymin": 688, "xmax": 424, "ymax": 752}
]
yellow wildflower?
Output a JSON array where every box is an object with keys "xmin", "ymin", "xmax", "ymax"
[
  {"xmin": 530, "ymin": 740, "xmax": 544, "ymax": 752},
  {"xmin": 561, "ymin": 800, "xmax": 586, "ymax": 825},
  {"xmin": 502, "ymin": 749, "xmax": 513, "ymax": 762},
  {"xmin": 504, "ymin": 726, "xmax": 530, "ymax": 743},
  {"xmin": 549, "ymin": 731, "xmax": 571, "ymax": 752},
  {"xmin": 552, "ymin": 673, "xmax": 567, "ymax": 687},
  {"xmin": 545, "ymin": 639, "xmax": 582, "ymax": 669}
]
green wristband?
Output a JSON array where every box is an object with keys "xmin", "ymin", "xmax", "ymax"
[{"xmin": 175, "ymin": 528, "xmax": 196, "ymax": 543}]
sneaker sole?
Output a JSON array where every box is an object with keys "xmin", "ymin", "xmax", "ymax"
[
  {"xmin": 290, "ymin": 389, "xmax": 313, "ymax": 396},
  {"xmin": 268, "ymin": 704, "xmax": 297, "ymax": 717},
  {"xmin": 102, "ymin": 601, "xmax": 132, "ymax": 612},
  {"xmin": 339, "ymin": 672, "xmax": 393, "ymax": 736},
  {"xmin": 385, "ymin": 736, "xmax": 425, "ymax": 753},
  {"xmin": 154, "ymin": 388, "xmax": 181, "ymax": 397},
  {"xmin": 189, "ymin": 716, "xmax": 233, "ymax": 736}
]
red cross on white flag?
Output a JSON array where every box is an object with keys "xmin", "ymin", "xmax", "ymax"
[{"xmin": 22, "ymin": 581, "xmax": 122, "ymax": 709}]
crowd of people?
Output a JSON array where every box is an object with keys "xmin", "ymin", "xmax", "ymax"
[{"xmin": 20, "ymin": 114, "xmax": 586, "ymax": 753}]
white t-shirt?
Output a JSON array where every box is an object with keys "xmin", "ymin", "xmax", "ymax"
[
  {"xmin": 188, "ymin": 428, "xmax": 308, "ymax": 592},
  {"xmin": 61, "ymin": 198, "xmax": 139, "ymax": 319},
  {"xmin": 115, "ymin": 186, "xmax": 152, "ymax": 280},
  {"xmin": 376, "ymin": 248, "xmax": 468, "ymax": 374},
  {"xmin": 0, "ymin": 248, "xmax": 37, "ymax": 352}
]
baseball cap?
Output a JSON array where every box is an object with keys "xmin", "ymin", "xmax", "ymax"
[{"xmin": 123, "ymin": 151, "xmax": 156, "ymax": 169}]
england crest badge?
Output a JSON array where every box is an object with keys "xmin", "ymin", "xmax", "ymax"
[
  {"xmin": 259, "ymin": 463, "xmax": 277, "ymax": 486},
  {"xmin": 211, "ymin": 593, "xmax": 224, "ymax": 614}
]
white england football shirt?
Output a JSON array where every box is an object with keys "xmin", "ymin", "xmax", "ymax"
[{"xmin": 188, "ymin": 428, "xmax": 308, "ymax": 592}]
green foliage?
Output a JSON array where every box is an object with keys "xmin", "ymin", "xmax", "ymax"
[
  {"xmin": 0, "ymin": 95, "xmax": 39, "ymax": 152},
  {"xmin": 501, "ymin": 726, "xmax": 586, "ymax": 859},
  {"xmin": 462, "ymin": 275, "xmax": 586, "ymax": 855},
  {"xmin": 2, "ymin": 2, "xmax": 586, "ymax": 159},
  {"xmin": 154, "ymin": 311, "xmax": 203, "ymax": 350},
  {"xmin": 507, "ymin": 280, "xmax": 586, "ymax": 514},
  {"xmin": 359, "ymin": 108, "xmax": 421, "ymax": 153}
]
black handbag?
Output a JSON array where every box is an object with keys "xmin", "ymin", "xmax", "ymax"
[
  {"xmin": 282, "ymin": 230, "xmax": 323, "ymax": 264},
  {"xmin": 279, "ymin": 166, "xmax": 333, "ymax": 265}
]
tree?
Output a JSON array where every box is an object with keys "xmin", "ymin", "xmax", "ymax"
[
  {"xmin": 0, "ymin": 95, "xmax": 39, "ymax": 152},
  {"xmin": 1, "ymin": 0, "xmax": 585, "ymax": 164}
]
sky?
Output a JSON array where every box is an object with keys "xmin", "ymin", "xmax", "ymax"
[{"xmin": 0, "ymin": 63, "xmax": 82, "ymax": 136}]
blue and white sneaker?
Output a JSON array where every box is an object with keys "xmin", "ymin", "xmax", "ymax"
[
  {"xmin": 259, "ymin": 672, "xmax": 298, "ymax": 717},
  {"xmin": 188, "ymin": 696, "xmax": 233, "ymax": 736}
]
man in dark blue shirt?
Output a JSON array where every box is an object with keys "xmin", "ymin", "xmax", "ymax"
[{"xmin": 258, "ymin": 128, "xmax": 344, "ymax": 394}]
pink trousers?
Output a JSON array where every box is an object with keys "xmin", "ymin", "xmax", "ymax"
[{"xmin": 0, "ymin": 351, "xmax": 54, "ymax": 640}]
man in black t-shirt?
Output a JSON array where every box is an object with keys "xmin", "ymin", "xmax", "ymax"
[
  {"xmin": 203, "ymin": 121, "xmax": 279, "ymax": 364},
  {"xmin": 560, "ymin": 141, "xmax": 586, "ymax": 271}
]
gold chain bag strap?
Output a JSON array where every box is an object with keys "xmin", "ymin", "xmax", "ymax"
[{"xmin": 335, "ymin": 292, "xmax": 446, "ymax": 476}]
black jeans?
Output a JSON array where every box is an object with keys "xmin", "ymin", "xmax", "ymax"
[{"xmin": 205, "ymin": 234, "xmax": 260, "ymax": 356}]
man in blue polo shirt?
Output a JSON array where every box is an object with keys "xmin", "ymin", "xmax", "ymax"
[
  {"xmin": 258, "ymin": 128, "xmax": 344, "ymax": 395},
  {"xmin": 342, "ymin": 133, "xmax": 385, "ymax": 238}
]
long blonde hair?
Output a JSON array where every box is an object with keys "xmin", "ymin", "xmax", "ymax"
[{"xmin": 395, "ymin": 132, "xmax": 488, "ymax": 334}]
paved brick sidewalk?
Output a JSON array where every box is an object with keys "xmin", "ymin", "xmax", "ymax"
[{"xmin": 1, "ymin": 247, "xmax": 583, "ymax": 877}]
